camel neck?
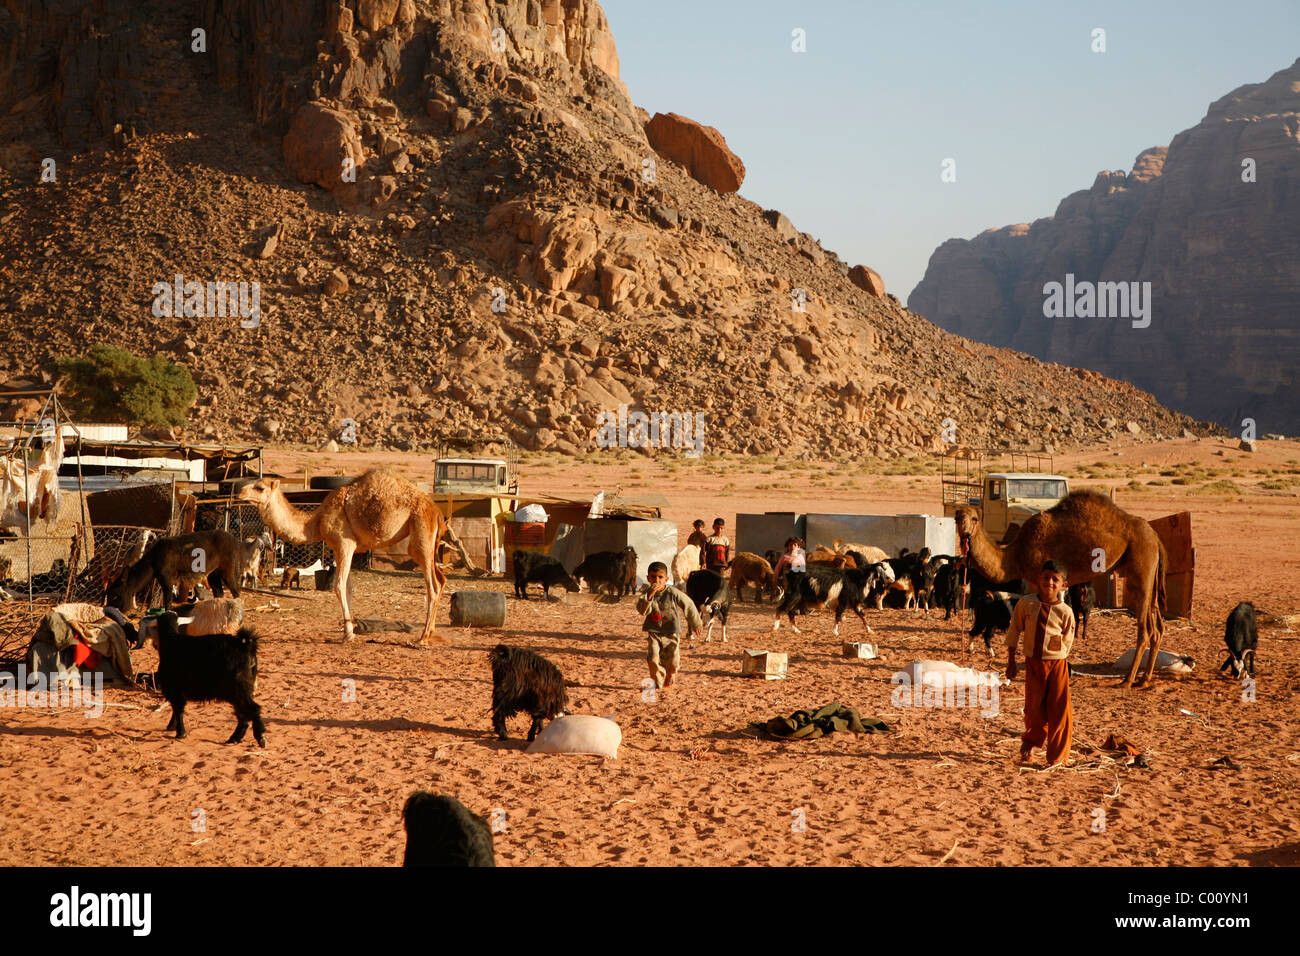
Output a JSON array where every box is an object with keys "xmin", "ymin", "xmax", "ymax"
[
  {"xmin": 967, "ymin": 527, "xmax": 1011, "ymax": 582},
  {"xmin": 261, "ymin": 492, "xmax": 318, "ymax": 545}
]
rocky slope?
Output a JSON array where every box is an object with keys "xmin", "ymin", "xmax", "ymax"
[
  {"xmin": 0, "ymin": 0, "xmax": 1212, "ymax": 458},
  {"xmin": 909, "ymin": 59, "xmax": 1300, "ymax": 435}
]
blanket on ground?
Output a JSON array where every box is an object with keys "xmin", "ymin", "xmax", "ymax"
[{"xmin": 757, "ymin": 703, "xmax": 892, "ymax": 740}]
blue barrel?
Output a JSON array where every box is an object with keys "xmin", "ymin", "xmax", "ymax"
[{"xmin": 449, "ymin": 591, "xmax": 507, "ymax": 627}]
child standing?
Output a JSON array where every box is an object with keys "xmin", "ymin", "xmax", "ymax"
[
  {"xmin": 635, "ymin": 561, "xmax": 703, "ymax": 689},
  {"xmin": 704, "ymin": 517, "xmax": 731, "ymax": 573},
  {"xmin": 771, "ymin": 536, "xmax": 806, "ymax": 600},
  {"xmin": 1005, "ymin": 560, "xmax": 1076, "ymax": 766},
  {"xmin": 687, "ymin": 519, "xmax": 708, "ymax": 569}
]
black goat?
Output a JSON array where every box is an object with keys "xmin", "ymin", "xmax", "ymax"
[
  {"xmin": 108, "ymin": 531, "xmax": 243, "ymax": 612},
  {"xmin": 572, "ymin": 547, "xmax": 638, "ymax": 598},
  {"xmin": 402, "ymin": 792, "xmax": 496, "ymax": 867},
  {"xmin": 773, "ymin": 560, "xmax": 884, "ymax": 637},
  {"xmin": 1220, "ymin": 601, "xmax": 1258, "ymax": 678},
  {"xmin": 1067, "ymin": 582, "xmax": 1095, "ymax": 644},
  {"xmin": 488, "ymin": 644, "xmax": 568, "ymax": 742},
  {"xmin": 967, "ymin": 590, "xmax": 1018, "ymax": 654},
  {"xmin": 150, "ymin": 610, "xmax": 265, "ymax": 746},
  {"xmin": 512, "ymin": 550, "xmax": 579, "ymax": 600},
  {"xmin": 685, "ymin": 568, "xmax": 732, "ymax": 643}
]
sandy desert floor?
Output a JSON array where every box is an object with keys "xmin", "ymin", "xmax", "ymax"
[{"xmin": 1, "ymin": 436, "xmax": 1298, "ymax": 866}]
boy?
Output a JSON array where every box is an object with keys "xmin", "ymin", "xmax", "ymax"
[
  {"xmin": 1006, "ymin": 560, "xmax": 1076, "ymax": 766},
  {"xmin": 635, "ymin": 561, "xmax": 703, "ymax": 689},
  {"xmin": 687, "ymin": 519, "xmax": 708, "ymax": 569},
  {"xmin": 704, "ymin": 517, "xmax": 731, "ymax": 573}
]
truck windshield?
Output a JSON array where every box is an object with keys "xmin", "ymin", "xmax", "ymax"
[
  {"xmin": 438, "ymin": 464, "xmax": 496, "ymax": 482},
  {"xmin": 1008, "ymin": 479, "xmax": 1066, "ymax": 499}
]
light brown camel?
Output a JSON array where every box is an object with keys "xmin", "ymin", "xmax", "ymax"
[
  {"xmin": 953, "ymin": 490, "xmax": 1166, "ymax": 688},
  {"xmin": 237, "ymin": 469, "xmax": 447, "ymax": 645}
]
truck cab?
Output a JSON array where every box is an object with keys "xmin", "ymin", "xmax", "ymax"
[
  {"xmin": 432, "ymin": 436, "xmax": 519, "ymax": 498},
  {"xmin": 432, "ymin": 458, "xmax": 512, "ymax": 496},
  {"xmin": 941, "ymin": 448, "xmax": 1068, "ymax": 541},
  {"xmin": 980, "ymin": 473, "xmax": 1069, "ymax": 541}
]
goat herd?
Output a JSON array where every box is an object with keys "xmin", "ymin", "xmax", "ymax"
[
  {"xmin": 513, "ymin": 538, "xmax": 1091, "ymax": 650},
  {"xmin": 80, "ymin": 518, "xmax": 1263, "ymax": 866}
]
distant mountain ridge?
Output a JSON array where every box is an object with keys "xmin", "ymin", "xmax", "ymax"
[{"xmin": 909, "ymin": 58, "xmax": 1300, "ymax": 434}]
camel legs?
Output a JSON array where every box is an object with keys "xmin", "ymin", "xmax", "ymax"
[
  {"xmin": 1119, "ymin": 563, "xmax": 1162, "ymax": 689},
  {"xmin": 332, "ymin": 537, "xmax": 358, "ymax": 643},
  {"xmin": 411, "ymin": 517, "xmax": 446, "ymax": 646}
]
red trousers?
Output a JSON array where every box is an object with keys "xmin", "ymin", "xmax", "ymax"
[{"xmin": 1022, "ymin": 658, "xmax": 1073, "ymax": 765}]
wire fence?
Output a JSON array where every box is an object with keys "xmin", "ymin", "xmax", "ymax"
[
  {"xmin": 192, "ymin": 499, "xmax": 354, "ymax": 580},
  {"xmin": 0, "ymin": 525, "xmax": 161, "ymax": 661}
]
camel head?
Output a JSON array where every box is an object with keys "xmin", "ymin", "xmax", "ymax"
[
  {"xmin": 952, "ymin": 505, "xmax": 981, "ymax": 554},
  {"xmin": 236, "ymin": 478, "xmax": 282, "ymax": 508}
]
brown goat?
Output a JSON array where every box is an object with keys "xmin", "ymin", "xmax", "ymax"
[{"xmin": 729, "ymin": 552, "xmax": 783, "ymax": 603}]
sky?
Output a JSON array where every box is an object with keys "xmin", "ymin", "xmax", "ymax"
[{"xmin": 602, "ymin": 0, "xmax": 1300, "ymax": 300}]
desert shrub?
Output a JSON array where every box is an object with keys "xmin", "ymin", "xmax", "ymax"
[
  {"xmin": 53, "ymin": 346, "xmax": 196, "ymax": 427},
  {"xmin": 1192, "ymin": 479, "xmax": 1245, "ymax": 496}
]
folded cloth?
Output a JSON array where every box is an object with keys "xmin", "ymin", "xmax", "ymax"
[
  {"xmin": 1100, "ymin": 733, "xmax": 1141, "ymax": 757},
  {"xmin": 758, "ymin": 703, "xmax": 892, "ymax": 740}
]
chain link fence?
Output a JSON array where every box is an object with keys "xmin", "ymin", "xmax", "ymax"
[
  {"xmin": 193, "ymin": 500, "xmax": 352, "ymax": 586},
  {"xmin": 0, "ymin": 525, "xmax": 162, "ymax": 661}
]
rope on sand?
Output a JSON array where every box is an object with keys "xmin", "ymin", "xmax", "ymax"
[{"xmin": 934, "ymin": 840, "xmax": 959, "ymax": 866}]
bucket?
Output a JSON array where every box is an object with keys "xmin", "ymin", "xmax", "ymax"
[
  {"xmin": 315, "ymin": 568, "xmax": 336, "ymax": 591},
  {"xmin": 449, "ymin": 591, "xmax": 507, "ymax": 628}
]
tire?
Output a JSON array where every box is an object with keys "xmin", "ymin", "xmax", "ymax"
[{"xmin": 310, "ymin": 475, "xmax": 355, "ymax": 490}]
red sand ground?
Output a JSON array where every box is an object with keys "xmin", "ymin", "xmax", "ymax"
[{"xmin": 1, "ymin": 437, "xmax": 1298, "ymax": 866}]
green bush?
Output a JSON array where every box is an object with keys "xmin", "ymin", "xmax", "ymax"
[{"xmin": 53, "ymin": 346, "xmax": 196, "ymax": 428}]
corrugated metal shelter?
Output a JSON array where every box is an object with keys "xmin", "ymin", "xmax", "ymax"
[
  {"xmin": 736, "ymin": 512, "xmax": 805, "ymax": 559},
  {"xmin": 803, "ymin": 514, "xmax": 957, "ymax": 557}
]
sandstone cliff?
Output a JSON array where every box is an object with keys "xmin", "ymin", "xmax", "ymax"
[
  {"xmin": 909, "ymin": 59, "xmax": 1300, "ymax": 434},
  {"xmin": 0, "ymin": 0, "xmax": 1210, "ymax": 457}
]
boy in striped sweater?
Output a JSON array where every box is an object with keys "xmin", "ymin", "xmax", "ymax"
[{"xmin": 1006, "ymin": 560, "xmax": 1076, "ymax": 766}]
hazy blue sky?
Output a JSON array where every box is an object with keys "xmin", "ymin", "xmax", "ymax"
[{"xmin": 603, "ymin": 0, "xmax": 1300, "ymax": 300}]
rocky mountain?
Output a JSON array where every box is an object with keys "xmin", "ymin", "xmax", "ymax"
[
  {"xmin": 0, "ymin": 0, "xmax": 1211, "ymax": 458},
  {"xmin": 909, "ymin": 59, "xmax": 1300, "ymax": 435}
]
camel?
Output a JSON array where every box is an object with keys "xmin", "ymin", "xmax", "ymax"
[
  {"xmin": 237, "ymin": 470, "xmax": 448, "ymax": 645},
  {"xmin": 952, "ymin": 490, "xmax": 1166, "ymax": 688}
]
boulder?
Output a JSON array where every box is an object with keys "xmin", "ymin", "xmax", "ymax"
[
  {"xmin": 356, "ymin": 0, "xmax": 399, "ymax": 32},
  {"xmin": 644, "ymin": 112, "xmax": 745, "ymax": 193},
  {"xmin": 282, "ymin": 102, "xmax": 364, "ymax": 192},
  {"xmin": 849, "ymin": 265, "xmax": 885, "ymax": 297},
  {"xmin": 762, "ymin": 210, "xmax": 799, "ymax": 243}
]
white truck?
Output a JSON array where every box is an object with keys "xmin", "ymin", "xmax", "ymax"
[
  {"xmin": 432, "ymin": 437, "xmax": 518, "ymax": 497},
  {"xmin": 941, "ymin": 448, "xmax": 1069, "ymax": 541}
]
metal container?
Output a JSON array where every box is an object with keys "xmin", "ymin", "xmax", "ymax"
[{"xmin": 449, "ymin": 590, "xmax": 507, "ymax": 628}]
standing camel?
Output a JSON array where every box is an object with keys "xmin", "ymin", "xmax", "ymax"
[
  {"xmin": 952, "ymin": 490, "xmax": 1166, "ymax": 688},
  {"xmin": 238, "ymin": 470, "xmax": 447, "ymax": 645}
]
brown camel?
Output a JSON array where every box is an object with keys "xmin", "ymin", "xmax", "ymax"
[
  {"xmin": 237, "ymin": 470, "xmax": 447, "ymax": 645},
  {"xmin": 953, "ymin": 490, "xmax": 1166, "ymax": 688}
]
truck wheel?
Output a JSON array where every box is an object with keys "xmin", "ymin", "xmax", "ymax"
[{"xmin": 310, "ymin": 475, "xmax": 355, "ymax": 490}]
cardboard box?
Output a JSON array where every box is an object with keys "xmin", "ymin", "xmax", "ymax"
[
  {"xmin": 841, "ymin": 642, "xmax": 878, "ymax": 659},
  {"xmin": 741, "ymin": 649, "xmax": 788, "ymax": 680}
]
